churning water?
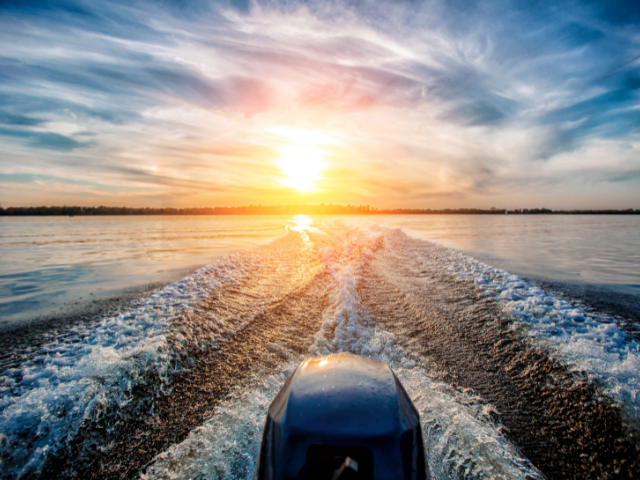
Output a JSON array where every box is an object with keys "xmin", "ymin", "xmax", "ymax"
[{"xmin": 1, "ymin": 216, "xmax": 639, "ymax": 479}]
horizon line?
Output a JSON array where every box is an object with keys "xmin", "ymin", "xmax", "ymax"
[{"xmin": 1, "ymin": 205, "xmax": 639, "ymax": 215}]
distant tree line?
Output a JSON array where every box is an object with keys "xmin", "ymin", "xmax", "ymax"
[
  {"xmin": 1, "ymin": 205, "xmax": 638, "ymax": 216},
  {"xmin": 0, "ymin": 204, "xmax": 372, "ymax": 216}
]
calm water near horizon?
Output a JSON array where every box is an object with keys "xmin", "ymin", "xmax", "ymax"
[
  {"xmin": 0, "ymin": 216, "xmax": 288, "ymax": 325},
  {"xmin": 363, "ymin": 214, "xmax": 640, "ymax": 293},
  {"xmin": 1, "ymin": 214, "xmax": 639, "ymax": 326}
]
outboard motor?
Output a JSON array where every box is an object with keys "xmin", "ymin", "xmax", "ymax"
[{"xmin": 254, "ymin": 352, "xmax": 428, "ymax": 480}]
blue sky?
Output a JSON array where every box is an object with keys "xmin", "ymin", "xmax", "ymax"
[{"xmin": 1, "ymin": 0, "xmax": 639, "ymax": 208}]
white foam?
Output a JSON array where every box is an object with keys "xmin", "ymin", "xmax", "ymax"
[
  {"xmin": 0, "ymin": 254, "xmax": 253, "ymax": 479},
  {"xmin": 309, "ymin": 225, "xmax": 382, "ymax": 355},
  {"xmin": 419, "ymin": 244, "xmax": 640, "ymax": 424},
  {"xmin": 141, "ymin": 361, "xmax": 301, "ymax": 480}
]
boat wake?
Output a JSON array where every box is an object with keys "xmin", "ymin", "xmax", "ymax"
[{"xmin": 1, "ymin": 218, "xmax": 638, "ymax": 479}]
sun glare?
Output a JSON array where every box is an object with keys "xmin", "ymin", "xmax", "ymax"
[{"xmin": 277, "ymin": 144, "xmax": 325, "ymax": 192}]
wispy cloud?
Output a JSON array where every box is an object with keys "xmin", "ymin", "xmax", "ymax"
[{"xmin": 0, "ymin": 0, "xmax": 639, "ymax": 208}]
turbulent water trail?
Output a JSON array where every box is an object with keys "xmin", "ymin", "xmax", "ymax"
[
  {"xmin": 143, "ymin": 224, "xmax": 544, "ymax": 480},
  {"xmin": 1, "ymin": 219, "xmax": 638, "ymax": 480},
  {"xmin": 359, "ymin": 230, "xmax": 640, "ymax": 478},
  {"xmin": 44, "ymin": 265, "xmax": 332, "ymax": 479}
]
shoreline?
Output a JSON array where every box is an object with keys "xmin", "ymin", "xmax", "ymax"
[{"xmin": 2, "ymin": 208, "xmax": 639, "ymax": 216}]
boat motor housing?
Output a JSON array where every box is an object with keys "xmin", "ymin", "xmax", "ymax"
[{"xmin": 254, "ymin": 352, "xmax": 428, "ymax": 480}]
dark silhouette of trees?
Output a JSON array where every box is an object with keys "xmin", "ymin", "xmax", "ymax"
[{"xmin": 0, "ymin": 205, "xmax": 637, "ymax": 216}]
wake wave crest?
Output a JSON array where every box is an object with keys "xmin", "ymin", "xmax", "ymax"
[{"xmin": 437, "ymin": 248, "xmax": 640, "ymax": 424}]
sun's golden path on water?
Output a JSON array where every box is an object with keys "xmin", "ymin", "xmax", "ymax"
[{"xmin": 286, "ymin": 214, "xmax": 318, "ymax": 244}]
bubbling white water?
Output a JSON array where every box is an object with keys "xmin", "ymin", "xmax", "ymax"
[
  {"xmin": 425, "ymin": 246, "xmax": 640, "ymax": 424},
  {"xmin": 143, "ymin": 225, "xmax": 544, "ymax": 480},
  {"xmin": 0, "ymin": 255, "xmax": 253, "ymax": 479}
]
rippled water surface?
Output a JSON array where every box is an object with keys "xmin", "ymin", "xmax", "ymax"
[
  {"xmin": 2, "ymin": 215, "xmax": 638, "ymax": 327},
  {"xmin": 0, "ymin": 216, "xmax": 288, "ymax": 324},
  {"xmin": 1, "ymin": 215, "xmax": 639, "ymax": 480},
  {"xmin": 353, "ymin": 215, "xmax": 640, "ymax": 294}
]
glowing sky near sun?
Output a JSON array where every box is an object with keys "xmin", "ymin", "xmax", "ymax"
[{"xmin": 0, "ymin": 0, "xmax": 639, "ymax": 209}]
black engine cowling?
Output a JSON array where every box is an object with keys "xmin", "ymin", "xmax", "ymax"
[{"xmin": 254, "ymin": 352, "xmax": 428, "ymax": 480}]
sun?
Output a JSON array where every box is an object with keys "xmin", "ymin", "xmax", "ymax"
[
  {"xmin": 277, "ymin": 144, "xmax": 325, "ymax": 192},
  {"xmin": 269, "ymin": 127, "xmax": 331, "ymax": 192}
]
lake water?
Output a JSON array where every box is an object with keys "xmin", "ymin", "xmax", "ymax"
[
  {"xmin": 360, "ymin": 214, "xmax": 640, "ymax": 292},
  {"xmin": 1, "ymin": 214, "xmax": 639, "ymax": 479},
  {"xmin": 0, "ymin": 216, "xmax": 288, "ymax": 325},
  {"xmin": 1, "ymin": 214, "xmax": 638, "ymax": 326}
]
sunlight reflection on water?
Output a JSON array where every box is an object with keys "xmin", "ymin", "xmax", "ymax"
[{"xmin": 286, "ymin": 215, "xmax": 319, "ymax": 244}]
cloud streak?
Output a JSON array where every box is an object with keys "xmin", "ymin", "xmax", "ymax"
[{"xmin": 0, "ymin": 0, "xmax": 639, "ymax": 208}]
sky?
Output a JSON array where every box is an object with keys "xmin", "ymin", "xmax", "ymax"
[{"xmin": 1, "ymin": 0, "xmax": 639, "ymax": 209}]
